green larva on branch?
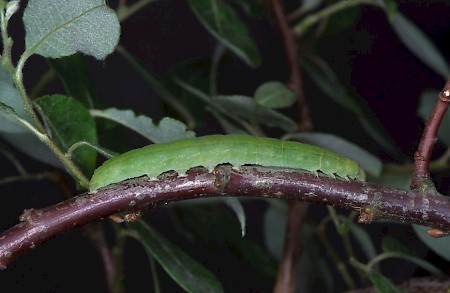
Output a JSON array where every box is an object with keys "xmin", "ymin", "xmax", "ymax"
[{"xmin": 89, "ymin": 135, "xmax": 365, "ymax": 191}]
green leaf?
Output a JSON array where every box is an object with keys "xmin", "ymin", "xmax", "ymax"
[
  {"xmin": 263, "ymin": 205, "xmax": 334, "ymax": 292},
  {"xmin": 117, "ymin": 46, "xmax": 196, "ymax": 129},
  {"xmin": 127, "ymin": 220, "xmax": 224, "ymax": 293},
  {"xmin": 163, "ymin": 58, "xmax": 211, "ymax": 127},
  {"xmin": 263, "ymin": 204, "xmax": 286, "ymax": 260},
  {"xmin": 174, "ymin": 202, "xmax": 277, "ymax": 277},
  {"xmin": 35, "ymin": 95, "xmax": 97, "ymax": 176},
  {"xmin": 0, "ymin": 102, "xmax": 30, "ymax": 133},
  {"xmin": 393, "ymin": 254, "xmax": 444, "ymax": 276},
  {"xmin": 231, "ymin": 0, "xmax": 263, "ymax": 18},
  {"xmin": 380, "ymin": 236, "xmax": 444, "ymax": 276},
  {"xmin": 0, "ymin": 64, "xmax": 34, "ymax": 132},
  {"xmin": 49, "ymin": 54, "xmax": 101, "ymax": 108},
  {"xmin": 389, "ymin": 13, "xmax": 450, "ymax": 79},
  {"xmin": 298, "ymin": 224, "xmax": 334, "ymax": 293},
  {"xmin": 349, "ymin": 223, "xmax": 377, "ymax": 262},
  {"xmin": 298, "ymin": 0, "xmax": 322, "ymax": 15},
  {"xmin": 413, "ymin": 224, "xmax": 450, "ymax": 263},
  {"xmin": 221, "ymin": 198, "xmax": 246, "ymax": 237},
  {"xmin": 322, "ymin": 3, "xmax": 361, "ymax": 35},
  {"xmin": 215, "ymin": 95, "xmax": 298, "ymax": 132},
  {"xmin": 376, "ymin": 0, "xmax": 398, "ymax": 18},
  {"xmin": 301, "ymin": 54, "xmax": 363, "ymax": 114},
  {"xmin": 211, "ymin": 111, "xmax": 248, "ymax": 135},
  {"xmin": 254, "ymin": 81, "xmax": 297, "ymax": 109},
  {"xmin": 368, "ymin": 272, "xmax": 402, "ymax": 293},
  {"xmin": 23, "ymin": 0, "xmax": 120, "ymax": 60},
  {"xmin": 2, "ymin": 132, "xmax": 63, "ymax": 168},
  {"xmin": 188, "ymin": 0, "xmax": 260, "ymax": 67},
  {"xmin": 418, "ymin": 90, "xmax": 450, "ymax": 146},
  {"xmin": 90, "ymin": 108, "xmax": 195, "ymax": 144},
  {"xmin": 301, "ymin": 53, "xmax": 404, "ymax": 159},
  {"xmin": 283, "ymin": 132, "xmax": 382, "ymax": 177},
  {"xmin": 382, "ymin": 237, "xmax": 413, "ymax": 255}
]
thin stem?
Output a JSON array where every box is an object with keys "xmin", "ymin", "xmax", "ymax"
[
  {"xmin": 14, "ymin": 54, "xmax": 45, "ymax": 132},
  {"xmin": 117, "ymin": 0, "xmax": 157, "ymax": 22},
  {"xmin": 316, "ymin": 222, "xmax": 356, "ymax": 289},
  {"xmin": 149, "ymin": 255, "xmax": 161, "ymax": 293},
  {"xmin": 29, "ymin": 68, "xmax": 56, "ymax": 99},
  {"xmin": 411, "ymin": 79, "xmax": 450, "ymax": 190},
  {"xmin": 293, "ymin": 0, "xmax": 375, "ymax": 36},
  {"xmin": 366, "ymin": 252, "xmax": 402, "ymax": 270},
  {"xmin": 0, "ymin": 171, "xmax": 56, "ymax": 185},
  {"xmin": 0, "ymin": 143, "xmax": 27, "ymax": 175},
  {"xmin": 66, "ymin": 141, "xmax": 118, "ymax": 159},
  {"xmin": 210, "ymin": 43, "xmax": 226, "ymax": 98},
  {"xmin": 10, "ymin": 116, "xmax": 90, "ymax": 187},
  {"xmin": 45, "ymin": 137, "xmax": 90, "ymax": 188}
]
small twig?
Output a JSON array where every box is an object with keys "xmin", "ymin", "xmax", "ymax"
[
  {"xmin": 116, "ymin": 0, "xmax": 158, "ymax": 23},
  {"xmin": 0, "ymin": 171, "xmax": 57, "ymax": 185},
  {"xmin": 317, "ymin": 220, "xmax": 356, "ymax": 289},
  {"xmin": 411, "ymin": 79, "xmax": 450, "ymax": 190},
  {"xmin": 0, "ymin": 143, "xmax": 27, "ymax": 175}
]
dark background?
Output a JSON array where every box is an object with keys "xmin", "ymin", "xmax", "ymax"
[{"xmin": 0, "ymin": 0, "xmax": 449, "ymax": 292}]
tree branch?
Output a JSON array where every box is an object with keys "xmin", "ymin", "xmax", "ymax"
[
  {"xmin": 1, "ymin": 166, "xmax": 450, "ymax": 270},
  {"xmin": 412, "ymin": 78, "xmax": 450, "ymax": 190}
]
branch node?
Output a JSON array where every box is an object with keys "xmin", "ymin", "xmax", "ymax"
[
  {"xmin": 212, "ymin": 165, "xmax": 231, "ymax": 191},
  {"xmin": 357, "ymin": 207, "xmax": 374, "ymax": 224},
  {"xmin": 439, "ymin": 89, "xmax": 450, "ymax": 102}
]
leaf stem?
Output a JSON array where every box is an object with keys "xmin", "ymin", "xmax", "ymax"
[
  {"xmin": 292, "ymin": 0, "xmax": 375, "ymax": 35},
  {"xmin": 116, "ymin": 0, "xmax": 158, "ymax": 22},
  {"xmin": 316, "ymin": 221, "xmax": 356, "ymax": 289}
]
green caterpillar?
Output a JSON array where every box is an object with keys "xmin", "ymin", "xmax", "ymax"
[{"xmin": 89, "ymin": 135, "xmax": 365, "ymax": 191}]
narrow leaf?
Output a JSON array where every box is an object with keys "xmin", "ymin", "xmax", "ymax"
[
  {"xmin": 0, "ymin": 103, "xmax": 31, "ymax": 133},
  {"xmin": 174, "ymin": 203, "xmax": 277, "ymax": 277},
  {"xmin": 163, "ymin": 58, "xmax": 211, "ymax": 127},
  {"xmin": 382, "ymin": 237, "xmax": 413, "ymax": 255},
  {"xmin": 127, "ymin": 220, "xmax": 224, "ymax": 293},
  {"xmin": 2, "ymin": 132, "xmax": 62, "ymax": 168},
  {"xmin": 117, "ymin": 46, "xmax": 196, "ymax": 129},
  {"xmin": 382, "ymin": 232, "xmax": 444, "ymax": 276},
  {"xmin": 301, "ymin": 54, "xmax": 363, "ymax": 114},
  {"xmin": 188, "ymin": 0, "xmax": 260, "ymax": 67},
  {"xmin": 283, "ymin": 132, "xmax": 382, "ymax": 177},
  {"xmin": 221, "ymin": 197, "xmax": 246, "ymax": 237},
  {"xmin": 23, "ymin": 0, "xmax": 120, "ymax": 60},
  {"xmin": 389, "ymin": 13, "xmax": 450, "ymax": 79},
  {"xmin": 298, "ymin": 0, "xmax": 322, "ymax": 15},
  {"xmin": 254, "ymin": 81, "xmax": 297, "ymax": 109},
  {"xmin": 215, "ymin": 95, "xmax": 298, "ymax": 132},
  {"xmin": 298, "ymin": 224, "xmax": 334, "ymax": 293},
  {"xmin": 369, "ymin": 272, "xmax": 402, "ymax": 293},
  {"xmin": 301, "ymin": 53, "xmax": 404, "ymax": 158},
  {"xmin": 349, "ymin": 223, "xmax": 377, "ymax": 262},
  {"xmin": 36, "ymin": 95, "xmax": 97, "ymax": 175},
  {"xmin": 263, "ymin": 204, "xmax": 286, "ymax": 260},
  {"xmin": 49, "ymin": 54, "xmax": 101, "ymax": 108},
  {"xmin": 90, "ymin": 108, "xmax": 195, "ymax": 144},
  {"xmin": 0, "ymin": 64, "xmax": 34, "ymax": 132}
]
